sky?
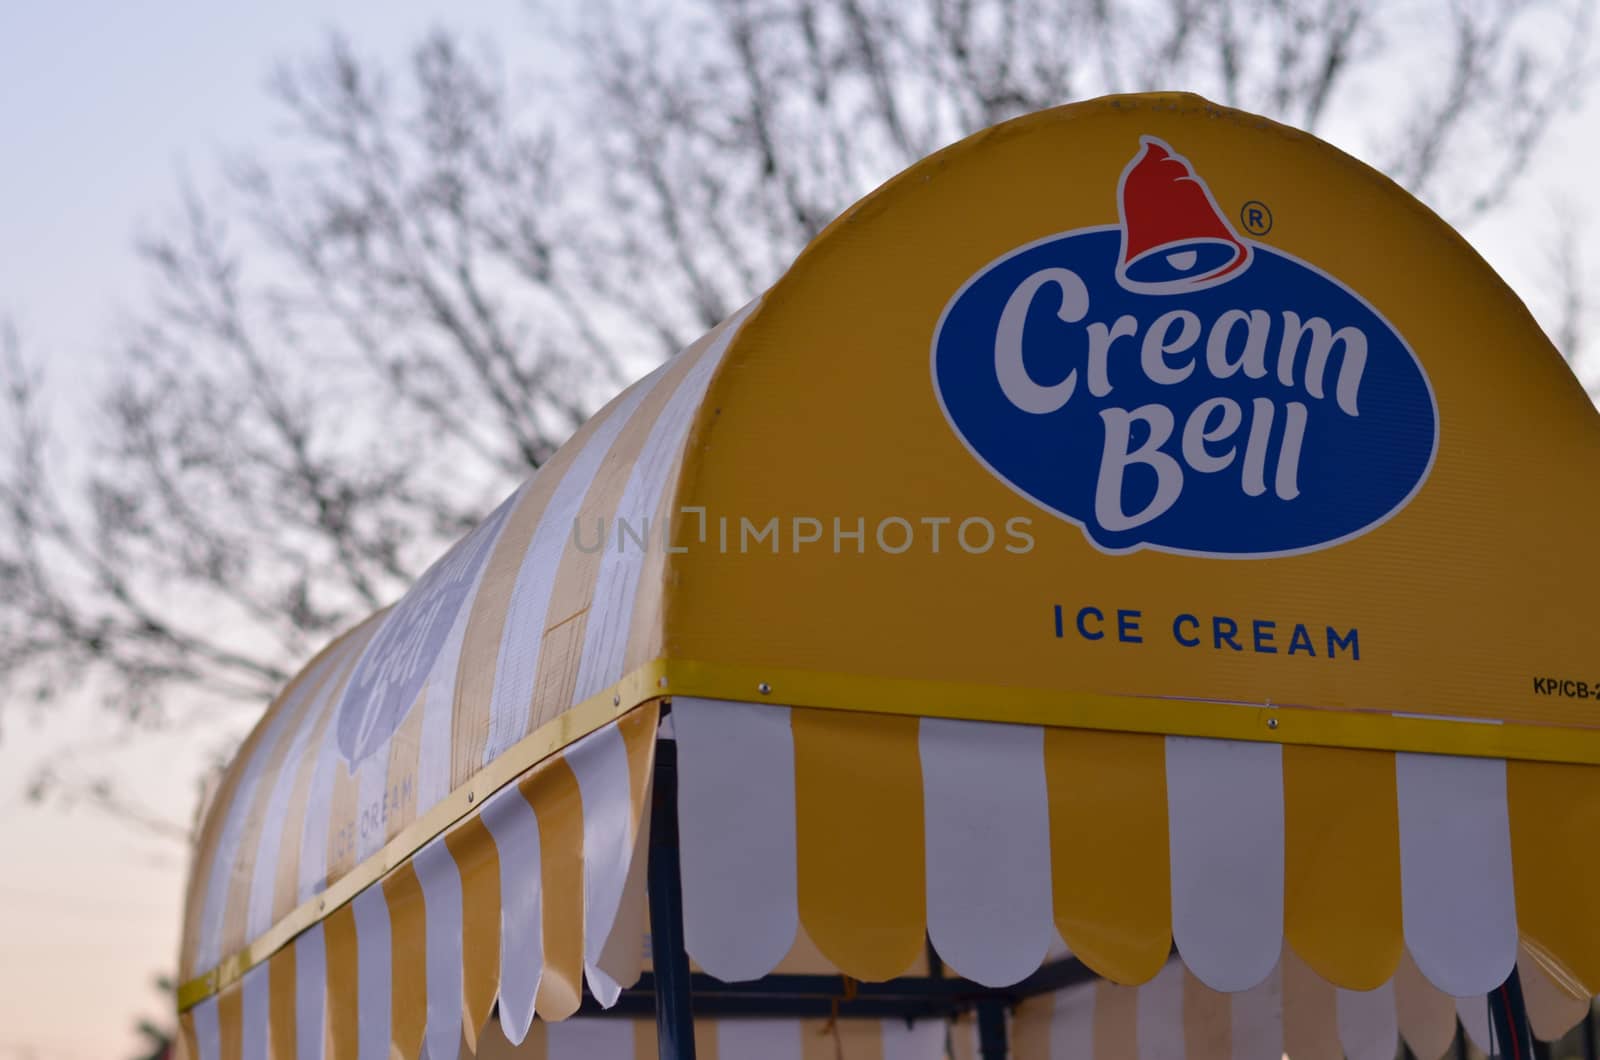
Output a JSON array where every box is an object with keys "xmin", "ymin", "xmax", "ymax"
[
  {"xmin": 0, "ymin": 5, "xmax": 530, "ymax": 1057},
  {"xmin": 0, "ymin": 3, "xmax": 1597, "ymax": 1059}
]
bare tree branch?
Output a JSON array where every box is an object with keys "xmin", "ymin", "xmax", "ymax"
[{"xmin": 1544, "ymin": 199, "xmax": 1592, "ymax": 377}]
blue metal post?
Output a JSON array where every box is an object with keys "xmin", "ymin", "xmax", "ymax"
[
  {"xmin": 977, "ymin": 999, "xmax": 1008, "ymax": 1059},
  {"xmin": 649, "ymin": 739, "xmax": 696, "ymax": 1059},
  {"xmin": 1488, "ymin": 967, "xmax": 1534, "ymax": 1058}
]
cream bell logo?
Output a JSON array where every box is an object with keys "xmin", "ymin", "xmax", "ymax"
[{"xmin": 931, "ymin": 136, "xmax": 1439, "ymax": 558}]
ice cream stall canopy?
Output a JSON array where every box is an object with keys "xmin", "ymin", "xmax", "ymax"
[{"xmin": 177, "ymin": 94, "xmax": 1600, "ymax": 1059}]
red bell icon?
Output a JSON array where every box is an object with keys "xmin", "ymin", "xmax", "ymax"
[{"xmin": 1115, "ymin": 136, "xmax": 1252, "ymax": 294}]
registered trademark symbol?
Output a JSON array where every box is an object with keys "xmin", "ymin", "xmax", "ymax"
[{"xmin": 1240, "ymin": 200, "xmax": 1273, "ymax": 236}]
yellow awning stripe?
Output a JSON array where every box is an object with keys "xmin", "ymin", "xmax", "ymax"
[
  {"xmin": 1283, "ymin": 745, "xmax": 1403, "ymax": 991},
  {"xmin": 215, "ymin": 981, "xmax": 242, "ymax": 1060},
  {"xmin": 792, "ymin": 708, "xmax": 926, "ymax": 981},
  {"xmin": 1508, "ymin": 758, "xmax": 1600, "ymax": 996},
  {"xmin": 527, "ymin": 755, "xmax": 586, "ymax": 1021},
  {"xmin": 449, "ymin": 812, "xmax": 500, "ymax": 1054},
  {"xmin": 266, "ymin": 947, "xmax": 295, "ymax": 1060},
  {"xmin": 384, "ymin": 861, "xmax": 428, "ymax": 1060},
  {"xmin": 322, "ymin": 902, "xmax": 359, "ymax": 1060},
  {"xmin": 1044, "ymin": 727, "xmax": 1171, "ymax": 986}
]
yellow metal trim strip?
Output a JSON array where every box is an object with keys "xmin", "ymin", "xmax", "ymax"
[
  {"xmin": 177, "ymin": 660, "xmax": 671, "ymax": 1013},
  {"xmin": 660, "ymin": 659, "xmax": 1600, "ymax": 766},
  {"xmin": 180, "ymin": 654, "xmax": 1600, "ymax": 1011}
]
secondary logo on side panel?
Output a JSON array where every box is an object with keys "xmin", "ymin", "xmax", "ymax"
[
  {"xmin": 334, "ymin": 492, "xmax": 517, "ymax": 767},
  {"xmin": 932, "ymin": 136, "xmax": 1438, "ymax": 557}
]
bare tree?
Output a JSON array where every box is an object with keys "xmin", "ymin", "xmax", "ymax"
[
  {"xmin": 1, "ymin": 0, "xmax": 1593, "ymax": 812},
  {"xmin": 1546, "ymin": 200, "xmax": 1592, "ymax": 375}
]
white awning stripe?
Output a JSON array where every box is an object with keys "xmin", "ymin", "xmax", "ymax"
[
  {"xmin": 240, "ymin": 963, "xmax": 269, "ymax": 1060},
  {"xmin": 294, "ymin": 924, "xmax": 327, "ymax": 1060},
  {"xmin": 1135, "ymin": 959, "xmax": 1186, "ymax": 1059},
  {"xmin": 921, "ymin": 716, "xmax": 1055, "ymax": 989},
  {"xmin": 191, "ymin": 996, "xmax": 220, "ymax": 1060},
  {"xmin": 1230, "ymin": 966, "xmax": 1284, "ymax": 1060},
  {"xmin": 674, "ymin": 696, "xmax": 799, "ymax": 982},
  {"xmin": 415, "ymin": 837, "xmax": 465, "ymax": 1060},
  {"xmin": 1336, "ymin": 981, "xmax": 1398, "ymax": 1060},
  {"xmin": 1396, "ymin": 751, "xmax": 1519, "ymax": 997},
  {"xmin": 568, "ymin": 719, "xmax": 641, "ymax": 1006},
  {"xmin": 481, "ymin": 782, "xmax": 543, "ymax": 1045},
  {"xmin": 352, "ymin": 886, "xmax": 392, "ymax": 1060},
  {"xmin": 1166, "ymin": 736, "xmax": 1285, "ymax": 994}
]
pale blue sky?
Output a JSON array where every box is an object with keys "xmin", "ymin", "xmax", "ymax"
[
  {"xmin": 0, "ymin": 1, "xmax": 531, "ymax": 369},
  {"xmin": 0, "ymin": 6, "xmax": 532, "ymax": 1057},
  {"xmin": 0, "ymin": 3, "xmax": 1596, "ymax": 1058}
]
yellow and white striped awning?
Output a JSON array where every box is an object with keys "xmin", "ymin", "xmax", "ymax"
[
  {"xmin": 471, "ymin": 1015, "xmax": 948, "ymax": 1060},
  {"xmin": 177, "ymin": 686, "xmax": 1599, "ymax": 1058},
  {"xmin": 668, "ymin": 697, "xmax": 1600, "ymax": 1001},
  {"xmin": 178, "ymin": 304, "xmax": 754, "ymax": 1006},
  {"xmin": 178, "ymin": 93, "xmax": 1600, "ymax": 1059},
  {"xmin": 998, "ymin": 953, "xmax": 1594, "ymax": 1059},
  {"xmin": 181, "ymin": 955, "xmax": 1595, "ymax": 1060}
]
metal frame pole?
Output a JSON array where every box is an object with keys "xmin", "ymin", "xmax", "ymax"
[
  {"xmin": 1488, "ymin": 967, "xmax": 1535, "ymax": 1058},
  {"xmin": 977, "ymin": 999, "xmax": 1009, "ymax": 1060},
  {"xmin": 649, "ymin": 739, "xmax": 697, "ymax": 1059}
]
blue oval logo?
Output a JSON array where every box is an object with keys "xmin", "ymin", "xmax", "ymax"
[{"xmin": 932, "ymin": 137, "xmax": 1437, "ymax": 557}]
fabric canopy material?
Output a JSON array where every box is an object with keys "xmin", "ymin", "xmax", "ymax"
[
  {"xmin": 1002, "ymin": 954, "xmax": 1594, "ymax": 1060},
  {"xmin": 671, "ymin": 697, "xmax": 1600, "ymax": 999},
  {"xmin": 180, "ymin": 960, "xmax": 1599, "ymax": 1060},
  {"xmin": 182, "ymin": 704, "xmax": 659, "ymax": 1060},
  {"xmin": 178, "ymin": 304, "xmax": 754, "ymax": 996},
  {"xmin": 178, "ymin": 697, "xmax": 1599, "ymax": 1060},
  {"xmin": 179, "ymin": 93, "xmax": 1600, "ymax": 1060},
  {"xmin": 471, "ymin": 1015, "xmax": 949, "ymax": 1060}
]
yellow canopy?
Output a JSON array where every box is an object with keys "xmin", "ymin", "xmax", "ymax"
[{"xmin": 178, "ymin": 94, "xmax": 1600, "ymax": 1060}]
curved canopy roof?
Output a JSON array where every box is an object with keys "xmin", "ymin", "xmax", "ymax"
[{"xmin": 179, "ymin": 93, "xmax": 1600, "ymax": 1060}]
